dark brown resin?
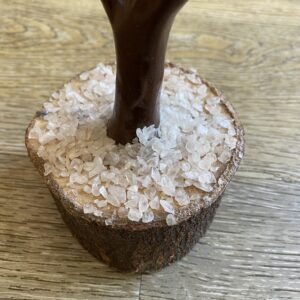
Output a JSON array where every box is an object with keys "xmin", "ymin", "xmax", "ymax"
[{"xmin": 101, "ymin": 0, "xmax": 187, "ymax": 144}]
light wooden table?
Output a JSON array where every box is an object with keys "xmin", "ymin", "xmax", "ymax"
[{"xmin": 1, "ymin": 1, "xmax": 300, "ymax": 299}]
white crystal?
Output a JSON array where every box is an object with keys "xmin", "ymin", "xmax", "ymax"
[
  {"xmin": 109, "ymin": 185, "xmax": 126, "ymax": 203},
  {"xmin": 151, "ymin": 168, "xmax": 161, "ymax": 183},
  {"xmin": 193, "ymin": 182, "xmax": 213, "ymax": 192},
  {"xmin": 94, "ymin": 199, "xmax": 107, "ymax": 208},
  {"xmin": 166, "ymin": 214, "xmax": 177, "ymax": 226},
  {"xmin": 105, "ymin": 219, "xmax": 113, "ymax": 225},
  {"xmin": 104, "ymin": 152, "xmax": 119, "ymax": 166},
  {"xmin": 137, "ymin": 125, "xmax": 157, "ymax": 146},
  {"xmin": 149, "ymin": 196, "xmax": 160, "ymax": 210},
  {"xmin": 88, "ymin": 156, "xmax": 104, "ymax": 178},
  {"xmin": 117, "ymin": 206, "xmax": 128, "ymax": 218},
  {"xmin": 198, "ymin": 169, "xmax": 215, "ymax": 184},
  {"xmin": 80, "ymin": 71, "xmax": 89, "ymax": 81},
  {"xmin": 83, "ymin": 203, "xmax": 95, "ymax": 214},
  {"xmin": 125, "ymin": 199, "xmax": 138, "ymax": 209},
  {"xmin": 107, "ymin": 194, "xmax": 121, "ymax": 207},
  {"xmin": 91, "ymin": 180, "xmax": 100, "ymax": 196},
  {"xmin": 44, "ymin": 163, "xmax": 52, "ymax": 176},
  {"xmin": 181, "ymin": 162, "xmax": 191, "ymax": 172},
  {"xmin": 219, "ymin": 148, "xmax": 231, "ymax": 163},
  {"xmin": 98, "ymin": 187, "xmax": 107, "ymax": 199},
  {"xmin": 144, "ymin": 187, "xmax": 157, "ymax": 199},
  {"xmin": 128, "ymin": 208, "xmax": 142, "ymax": 222},
  {"xmin": 184, "ymin": 171, "xmax": 199, "ymax": 180},
  {"xmin": 70, "ymin": 173, "xmax": 88, "ymax": 184},
  {"xmin": 225, "ymin": 135, "xmax": 237, "ymax": 150},
  {"xmin": 70, "ymin": 158, "xmax": 83, "ymax": 172},
  {"xmin": 160, "ymin": 175, "xmax": 176, "ymax": 196},
  {"xmin": 127, "ymin": 185, "xmax": 138, "ymax": 192},
  {"xmin": 93, "ymin": 210, "xmax": 103, "ymax": 217},
  {"xmin": 160, "ymin": 200, "xmax": 175, "ymax": 214},
  {"xmin": 44, "ymin": 102, "xmax": 60, "ymax": 113},
  {"xmin": 101, "ymin": 170, "xmax": 115, "ymax": 182},
  {"xmin": 175, "ymin": 189, "xmax": 190, "ymax": 206},
  {"xmin": 39, "ymin": 131, "xmax": 56, "ymax": 145},
  {"xmin": 142, "ymin": 176, "xmax": 152, "ymax": 188},
  {"xmin": 142, "ymin": 210, "xmax": 154, "ymax": 223},
  {"xmin": 83, "ymin": 185, "xmax": 92, "ymax": 194},
  {"xmin": 138, "ymin": 195, "xmax": 149, "ymax": 213}
]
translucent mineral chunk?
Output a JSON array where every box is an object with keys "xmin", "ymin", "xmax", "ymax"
[
  {"xmin": 149, "ymin": 196, "xmax": 160, "ymax": 210},
  {"xmin": 138, "ymin": 195, "xmax": 149, "ymax": 213},
  {"xmin": 99, "ymin": 186, "xmax": 108, "ymax": 198},
  {"xmin": 107, "ymin": 194, "xmax": 121, "ymax": 207},
  {"xmin": 128, "ymin": 208, "xmax": 143, "ymax": 222},
  {"xmin": 83, "ymin": 203, "xmax": 95, "ymax": 214},
  {"xmin": 160, "ymin": 175, "xmax": 176, "ymax": 196},
  {"xmin": 142, "ymin": 210, "xmax": 154, "ymax": 223},
  {"xmin": 160, "ymin": 200, "xmax": 175, "ymax": 214},
  {"xmin": 175, "ymin": 189, "xmax": 190, "ymax": 206},
  {"xmin": 108, "ymin": 185, "xmax": 126, "ymax": 203},
  {"xmin": 166, "ymin": 214, "xmax": 177, "ymax": 226}
]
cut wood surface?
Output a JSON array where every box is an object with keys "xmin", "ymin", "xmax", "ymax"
[{"xmin": 0, "ymin": 0, "xmax": 299, "ymax": 299}]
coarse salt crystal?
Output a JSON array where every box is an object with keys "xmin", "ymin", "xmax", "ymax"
[
  {"xmin": 160, "ymin": 200, "xmax": 175, "ymax": 214},
  {"xmin": 175, "ymin": 189, "xmax": 190, "ymax": 206},
  {"xmin": 83, "ymin": 203, "xmax": 95, "ymax": 214},
  {"xmin": 99, "ymin": 186, "xmax": 108, "ymax": 198},
  {"xmin": 142, "ymin": 210, "xmax": 154, "ymax": 223},
  {"xmin": 83, "ymin": 185, "xmax": 92, "ymax": 194},
  {"xmin": 149, "ymin": 196, "xmax": 160, "ymax": 210},
  {"xmin": 107, "ymin": 194, "xmax": 121, "ymax": 207},
  {"xmin": 125, "ymin": 199, "xmax": 138, "ymax": 209},
  {"xmin": 138, "ymin": 195, "xmax": 149, "ymax": 213},
  {"xmin": 166, "ymin": 214, "xmax": 177, "ymax": 226},
  {"xmin": 128, "ymin": 208, "xmax": 143, "ymax": 222},
  {"xmin": 28, "ymin": 64, "xmax": 238, "ymax": 226},
  {"xmin": 94, "ymin": 199, "xmax": 107, "ymax": 208}
]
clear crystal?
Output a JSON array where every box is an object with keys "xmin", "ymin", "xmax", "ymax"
[
  {"xmin": 94, "ymin": 199, "xmax": 107, "ymax": 208},
  {"xmin": 99, "ymin": 186, "xmax": 108, "ymax": 198},
  {"xmin": 125, "ymin": 199, "xmax": 138, "ymax": 209},
  {"xmin": 166, "ymin": 214, "xmax": 177, "ymax": 226},
  {"xmin": 149, "ymin": 196, "xmax": 160, "ymax": 210},
  {"xmin": 142, "ymin": 210, "xmax": 154, "ymax": 223},
  {"xmin": 175, "ymin": 189, "xmax": 190, "ymax": 206},
  {"xmin": 128, "ymin": 208, "xmax": 142, "ymax": 222},
  {"xmin": 108, "ymin": 185, "xmax": 126, "ymax": 203},
  {"xmin": 160, "ymin": 200, "xmax": 175, "ymax": 214},
  {"xmin": 151, "ymin": 168, "xmax": 161, "ymax": 183},
  {"xmin": 83, "ymin": 203, "xmax": 95, "ymax": 214},
  {"xmin": 83, "ymin": 185, "xmax": 92, "ymax": 194},
  {"xmin": 107, "ymin": 194, "xmax": 121, "ymax": 207},
  {"xmin": 138, "ymin": 195, "xmax": 149, "ymax": 213}
]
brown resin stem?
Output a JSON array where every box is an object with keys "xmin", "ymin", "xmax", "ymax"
[{"xmin": 101, "ymin": 0, "xmax": 187, "ymax": 144}]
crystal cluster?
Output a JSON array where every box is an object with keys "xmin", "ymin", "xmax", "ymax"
[{"xmin": 29, "ymin": 64, "xmax": 237, "ymax": 226}]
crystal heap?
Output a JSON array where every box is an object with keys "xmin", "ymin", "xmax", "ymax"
[{"xmin": 28, "ymin": 64, "xmax": 237, "ymax": 226}]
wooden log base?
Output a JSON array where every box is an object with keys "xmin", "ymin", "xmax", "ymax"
[{"xmin": 25, "ymin": 64, "xmax": 244, "ymax": 272}]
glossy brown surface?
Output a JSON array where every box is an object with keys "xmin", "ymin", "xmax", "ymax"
[{"xmin": 101, "ymin": 0, "xmax": 187, "ymax": 144}]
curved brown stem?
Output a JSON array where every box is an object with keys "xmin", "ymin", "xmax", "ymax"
[{"xmin": 101, "ymin": 0, "xmax": 187, "ymax": 144}]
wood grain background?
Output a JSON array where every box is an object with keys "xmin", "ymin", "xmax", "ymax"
[{"xmin": 0, "ymin": 0, "xmax": 300, "ymax": 299}]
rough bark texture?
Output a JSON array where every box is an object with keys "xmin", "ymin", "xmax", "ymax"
[
  {"xmin": 25, "ymin": 64, "xmax": 244, "ymax": 273},
  {"xmin": 51, "ymin": 190, "xmax": 221, "ymax": 272}
]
